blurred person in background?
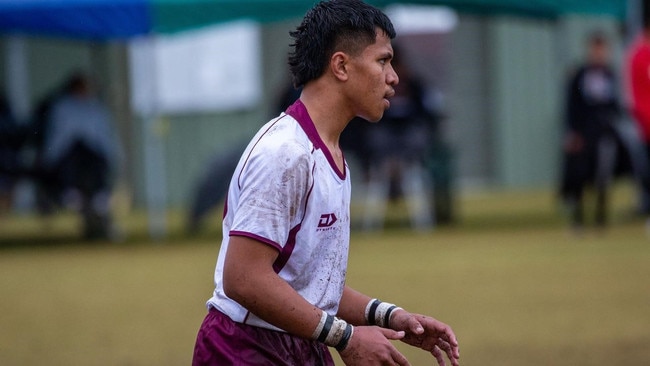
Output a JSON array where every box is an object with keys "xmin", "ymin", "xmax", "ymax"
[
  {"xmin": 629, "ymin": 3, "xmax": 650, "ymax": 150},
  {"xmin": 186, "ymin": 141, "xmax": 246, "ymax": 234},
  {"xmin": 627, "ymin": 6, "xmax": 650, "ymax": 215},
  {"xmin": 0, "ymin": 95, "xmax": 27, "ymax": 213},
  {"xmin": 362, "ymin": 45, "xmax": 442, "ymax": 230},
  {"xmin": 560, "ymin": 31, "xmax": 621, "ymax": 232},
  {"xmin": 28, "ymin": 82, "xmax": 68, "ymax": 216},
  {"xmin": 40, "ymin": 72, "xmax": 120, "ymax": 240}
]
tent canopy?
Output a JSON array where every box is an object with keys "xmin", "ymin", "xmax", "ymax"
[{"xmin": 0, "ymin": 0, "xmax": 627, "ymax": 41}]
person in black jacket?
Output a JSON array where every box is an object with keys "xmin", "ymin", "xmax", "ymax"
[{"xmin": 560, "ymin": 31, "xmax": 620, "ymax": 231}]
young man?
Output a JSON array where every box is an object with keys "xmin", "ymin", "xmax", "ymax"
[{"xmin": 192, "ymin": 1, "xmax": 460, "ymax": 365}]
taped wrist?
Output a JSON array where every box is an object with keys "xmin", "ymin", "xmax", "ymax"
[
  {"xmin": 312, "ymin": 311, "xmax": 354, "ymax": 351},
  {"xmin": 365, "ymin": 299, "xmax": 402, "ymax": 328}
]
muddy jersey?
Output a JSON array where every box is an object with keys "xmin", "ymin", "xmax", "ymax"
[{"xmin": 207, "ymin": 99, "xmax": 351, "ymax": 332}]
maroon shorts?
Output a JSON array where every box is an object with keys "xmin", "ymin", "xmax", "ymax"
[{"xmin": 192, "ymin": 308, "xmax": 335, "ymax": 366}]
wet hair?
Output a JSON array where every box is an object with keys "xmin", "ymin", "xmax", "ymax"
[{"xmin": 288, "ymin": 0, "xmax": 396, "ymax": 88}]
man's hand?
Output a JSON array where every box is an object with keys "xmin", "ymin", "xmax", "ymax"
[
  {"xmin": 339, "ymin": 326, "xmax": 410, "ymax": 365},
  {"xmin": 389, "ymin": 310, "xmax": 460, "ymax": 366}
]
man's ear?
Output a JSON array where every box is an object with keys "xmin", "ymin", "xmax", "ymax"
[{"xmin": 330, "ymin": 51, "xmax": 349, "ymax": 81}]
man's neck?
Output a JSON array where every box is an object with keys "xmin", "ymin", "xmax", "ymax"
[{"xmin": 299, "ymin": 83, "xmax": 351, "ymax": 148}]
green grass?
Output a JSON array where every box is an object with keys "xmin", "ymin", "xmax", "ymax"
[{"xmin": 1, "ymin": 183, "xmax": 649, "ymax": 365}]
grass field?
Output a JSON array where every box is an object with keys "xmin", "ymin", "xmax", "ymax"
[{"xmin": 1, "ymin": 184, "xmax": 649, "ymax": 365}]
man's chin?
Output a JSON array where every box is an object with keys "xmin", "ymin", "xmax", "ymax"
[{"xmin": 362, "ymin": 113, "xmax": 384, "ymax": 123}]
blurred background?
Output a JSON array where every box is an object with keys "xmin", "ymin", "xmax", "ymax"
[
  {"xmin": 1, "ymin": 1, "xmax": 649, "ymax": 365},
  {"xmin": 0, "ymin": 0, "xmax": 644, "ymax": 238}
]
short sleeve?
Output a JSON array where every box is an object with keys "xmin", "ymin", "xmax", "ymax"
[{"xmin": 230, "ymin": 139, "xmax": 313, "ymax": 249}]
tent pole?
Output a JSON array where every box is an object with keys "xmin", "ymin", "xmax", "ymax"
[
  {"xmin": 627, "ymin": 0, "xmax": 642, "ymax": 43},
  {"xmin": 142, "ymin": 116, "xmax": 168, "ymax": 240},
  {"xmin": 5, "ymin": 35, "xmax": 30, "ymax": 122},
  {"xmin": 140, "ymin": 36, "xmax": 168, "ymax": 240}
]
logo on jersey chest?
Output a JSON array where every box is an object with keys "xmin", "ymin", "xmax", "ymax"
[{"xmin": 318, "ymin": 213, "xmax": 338, "ymax": 229}]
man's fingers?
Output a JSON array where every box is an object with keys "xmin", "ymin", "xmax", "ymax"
[
  {"xmin": 442, "ymin": 331, "xmax": 460, "ymax": 359},
  {"xmin": 392, "ymin": 350, "xmax": 411, "ymax": 366},
  {"xmin": 435, "ymin": 322, "xmax": 460, "ymax": 358},
  {"xmin": 408, "ymin": 316, "xmax": 425, "ymax": 334},
  {"xmin": 431, "ymin": 345, "xmax": 447, "ymax": 366},
  {"xmin": 437, "ymin": 339, "xmax": 459, "ymax": 363},
  {"xmin": 380, "ymin": 327, "xmax": 406, "ymax": 340},
  {"xmin": 383, "ymin": 330, "xmax": 411, "ymax": 366},
  {"xmin": 445, "ymin": 329, "xmax": 459, "ymax": 348},
  {"xmin": 377, "ymin": 327, "xmax": 410, "ymax": 365}
]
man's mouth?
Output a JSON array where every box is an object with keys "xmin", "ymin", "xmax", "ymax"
[{"xmin": 383, "ymin": 89, "xmax": 395, "ymax": 108}]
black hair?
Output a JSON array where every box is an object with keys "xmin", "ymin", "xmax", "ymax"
[{"xmin": 288, "ymin": 0, "xmax": 396, "ymax": 88}]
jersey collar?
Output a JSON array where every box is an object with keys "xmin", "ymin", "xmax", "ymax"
[{"xmin": 286, "ymin": 99, "xmax": 347, "ymax": 180}]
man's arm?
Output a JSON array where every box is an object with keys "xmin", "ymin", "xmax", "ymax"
[
  {"xmin": 224, "ymin": 237, "xmax": 410, "ymax": 365},
  {"xmin": 337, "ymin": 286, "xmax": 373, "ymax": 325}
]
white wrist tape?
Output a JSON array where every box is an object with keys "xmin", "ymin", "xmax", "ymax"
[
  {"xmin": 365, "ymin": 299, "xmax": 402, "ymax": 328},
  {"xmin": 312, "ymin": 310, "xmax": 354, "ymax": 351}
]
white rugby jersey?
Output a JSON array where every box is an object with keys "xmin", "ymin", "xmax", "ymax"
[{"xmin": 207, "ymin": 99, "xmax": 352, "ymax": 332}]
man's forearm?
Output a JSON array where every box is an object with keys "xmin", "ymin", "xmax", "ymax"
[{"xmin": 336, "ymin": 286, "xmax": 373, "ymax": 325}]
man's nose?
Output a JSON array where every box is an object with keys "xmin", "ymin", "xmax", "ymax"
[{"xmin": 388, "ymin": 65, "xmax": 399, "ymax": 86}]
